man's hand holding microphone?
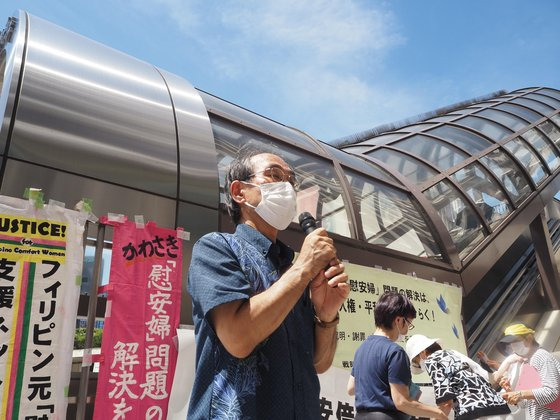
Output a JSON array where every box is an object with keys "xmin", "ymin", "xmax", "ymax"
[{"xmin": 296, "ymin": 212, "xmax": 349, "ymax": 323}]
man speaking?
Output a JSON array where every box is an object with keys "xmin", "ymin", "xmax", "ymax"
[{"xmin": 187, "ymin": 146, "xmax": 349, "ymax": 419}]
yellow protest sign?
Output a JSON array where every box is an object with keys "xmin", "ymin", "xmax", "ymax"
[
  {"xmin": 0, "ymin": 214, "xmax": 68, "ymax": 263},
  {"xmin": 334, "ymin": 262, "xmax": 466, "ymax": 383}
]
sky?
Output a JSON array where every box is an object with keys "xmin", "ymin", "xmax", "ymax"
[{"xmin": 1, "ymin": 0, "xmax": 559, "ymax": 143}]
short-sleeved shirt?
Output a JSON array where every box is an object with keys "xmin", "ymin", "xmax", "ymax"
[
  {"xmin": 520, "ymin": 348, "xmax": 560, "ymax": 420},
  {"xmin": 187, "ymin": 224, "xmax": 319, "ymax": 419},
  {"xmin": 425, "ymin": 349, "xmax": 510, "ymax": 420},
  {"xmin": 351, "ymin": 335, "xmax": 411, "ymax": 413}
]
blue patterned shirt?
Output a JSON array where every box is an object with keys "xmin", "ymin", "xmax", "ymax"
[{"xmin": 187, "ymin": 224, "xmax": 319, "ymax": 419}]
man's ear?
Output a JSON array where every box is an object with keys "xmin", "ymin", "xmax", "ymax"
[{"xmin": 230, "ymin": 180, "xmax": 246, "ymax": 205}]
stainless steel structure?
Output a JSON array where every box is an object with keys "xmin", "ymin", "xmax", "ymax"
[
  {"xmin": 0, "ymin": 11, "xmax": 220, "ymax": 327},
  {"xmin": 1, "ymin": 10, "xmax": 560, "ymax": 418}
]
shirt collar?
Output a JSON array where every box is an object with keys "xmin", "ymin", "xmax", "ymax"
[{"xmin": 234, "ymin": 224, "xmax": 294, "ymax": 266}]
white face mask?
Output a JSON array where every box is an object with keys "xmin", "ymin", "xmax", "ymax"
[
  {"xmin": 411, "ymin": 353, "xmax": 427, "ymax": 374},
  {"xmin": 410, "ymin": 361, "xmax": 423, "ymax": 375},
  {"xmin": 510, "ymin": 341, "xmax": 530, "ymax": 356},
  {"xmin": 245, "ymin": 181, "xmax": 297, "ymax": 230}
]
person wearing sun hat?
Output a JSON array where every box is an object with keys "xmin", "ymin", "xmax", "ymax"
[
  {"xmin": 497, "ymin": 323, "xmax": 538, "ymax": 355},
  {"xmin": 347, "ymin": 292, "xmax": 447, "ymax": 420},
  {"xmin": 499, "ymin": 323, "xmax": 560, "ymax": 420},
  {"xmin": 406, "ymin": 334, "xmax": 511, "ymax": 420}
]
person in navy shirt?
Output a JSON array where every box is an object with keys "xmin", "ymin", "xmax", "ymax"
[
  {"xmin": 187, "ymin": 145, "xmax": 350, "ymax": 419},
  {"xmin": 347, "ymin": 292, "xmax": 447, "ymax": 420}
]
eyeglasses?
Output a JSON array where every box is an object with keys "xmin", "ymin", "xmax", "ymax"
[
  {"xmin": 404, "ymin": 318, "xmax": 415, "ymax": 330},
  {"xmin": 248, "ymin": 166, "xmax": 299, "ymax": 189}
]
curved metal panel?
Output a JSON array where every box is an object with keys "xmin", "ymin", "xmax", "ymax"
[
  {"xmin": 197, "ymin": 90, "xmax": 324, "ymax": 155},
  {"xmin": 0, "ymin": 158, "xmax": 177, "ymax": 241},
  {"xmin": 157, "ymin": 69, "xmax": 219, "ymax": 209},
  {"xmin": 7, "ymin": 12, "xmax": 178, "ymax": 197},
  {"xmin": 0, "ymin": 10, "xmax": 26, "ymax": 155}
]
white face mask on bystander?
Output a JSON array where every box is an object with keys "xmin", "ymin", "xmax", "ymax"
[
  {"xmin": 245, "ymin": 181, "xmax": 297, "ymax": 230},
  {"xmin": 411, "ymin": 361, "xmax": 424, "ymax": 375},
  {"xmin": 510, "ymin": 341, "xmax": 530, "ymax": 357}
]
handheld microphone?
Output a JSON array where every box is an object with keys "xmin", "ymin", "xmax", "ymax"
[
  {"xmin": 298, "ymin": 212, "xmax": 317, "ymax": 235},
  {"xmin": 298, "ymin": 212, "xmax": 340, "ymax": 287}
]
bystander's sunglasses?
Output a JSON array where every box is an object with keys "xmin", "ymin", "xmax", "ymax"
[{"xmin": 248, "ymin": 166, "xmax": 299, "ymax": 189}]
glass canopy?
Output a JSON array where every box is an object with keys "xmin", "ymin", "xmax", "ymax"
[
  {"xmin": 209, "ymin": 86, "xmax": 560, "ymax": 265},
  {"xmin": 340, "ymin": 87, "xmax": 560, "ymax": 262}
]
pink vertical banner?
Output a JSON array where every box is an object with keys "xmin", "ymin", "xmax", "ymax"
[{"xmin": 93, "ymin": 218, "xmax": 183, "ymax": 420}]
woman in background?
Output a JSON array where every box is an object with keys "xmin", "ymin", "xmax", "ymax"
[
  {"xmin": 406, "ymin": 334, "xmax": 512, "ymax": 420},
  {"xmin": 499, "ymin": 323, "xmax": 560, "ymax": 420},
  {"xmin": 347, "ymin": 292, "xmax": 447, "ymax": 420}
]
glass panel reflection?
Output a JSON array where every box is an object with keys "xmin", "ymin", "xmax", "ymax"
[
  {"xmin": 427, "ymin": 125, "xmax": 492, "ymax": 154},
  {"xmin": 476, "ymin": 109, "xmax": 528, "ymax": 132},
  {"xmin": 345, "ymin": 169, "xmax": 441, "ymax": 258},
  {"xmin": 426, "ymin": 115, "xmax": 459, "ymax": 123},
  {"xmin": 344, "ymin": 145, "xmax": 374, "ymax": 154},
  {"xmin": 479, "ymin": 149, "xmax": 531, "ymax": 205},
  {"xmin": 212, "ymin": 116, "xmax": 352, "ymax": 238},
  {"xmin": 327, "ymin": 145, "xmax": 400, "ymax": 185},
  {"xmin": 495, "ymin": 103, "xmax": 542, "ymax": 122},
  {"xmin": 360, "ymin": 133, "xmax": 406, "ymax": 146},
  {"xmin": 368, "ymin": 148, "xmax": 438, "ymax": 184},
  {"xmin": 551, "ymin": 114, "xmax": 560, "ymax": 130},
  {"xmin": 538, "ymin": 88, "xmax": 560, "ymax": 102},
  {"xmin": 472, "ymin": 101, "xmax": 498, "ymax": 108},
  {"xmin": 512, "ymin": 97, "xmax": 554, "ymax": 115},
  {"xmin": 398, "ymin": 123, "xmax": 435, "ymax": 132},
  {"xmin": 452, "ymin": 108, "xmax": 479, "ymax": 115},
  {"xmin": 522, "ymin": 128, "xmax": 560, "ymax": 171},
  {"xmin": 503, "ymin": 138, "xmax": 547, "ymax": 185},
  {"xmin": 525, "ymin": 93, "xmax": 560, "ymax": 109},
  {"xmin": 538, "ymin": 120, "xmax": 560, "ymax": 148},
  {"xmin": 424, "ymin": 180, "xmax": 485, "ymax": 258},
  {"xmin": 393, "ymin": 134, "xmax": 468, "ymax": 170},
  {"xmin": 451, "ymin": 163, "xmax": 512, "ymax": 229},
  {"xmin": 454, "ymin": 116, "xmax": 513, "ymax": 142},
  {"xmin": 81, "ymin": 244, "xmax": 112, "ymax": 295}
]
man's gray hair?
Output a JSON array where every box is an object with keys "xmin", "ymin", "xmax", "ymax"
[{"xmin": 224, "ymin": 142, "xmax": 285, "ymax": 224}]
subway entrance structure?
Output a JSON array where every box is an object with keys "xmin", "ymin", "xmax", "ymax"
[{"xmin": 1, "ymin": 10, "xmax": 560, "ymax": 417}]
